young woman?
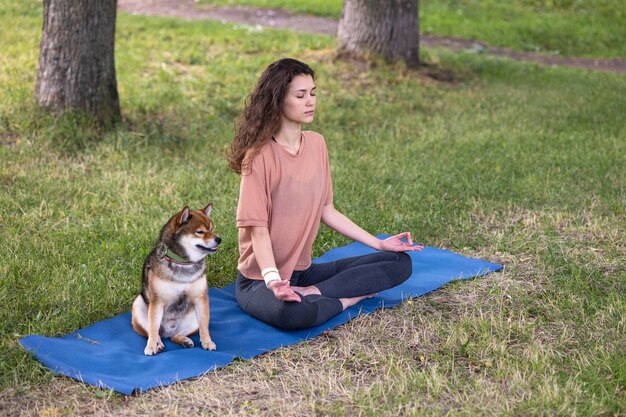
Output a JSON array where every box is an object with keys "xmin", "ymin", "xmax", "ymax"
[{"xmin": 228, "ymin": 58, "xmax": 422, "ymax": 330}]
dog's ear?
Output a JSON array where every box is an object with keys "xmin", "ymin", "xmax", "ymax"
[
  {"xmin": 203, "ymin": 203, "xmax": 213, "ymax": 217},
  {"xmin": 178, "ymin": 206, "xmax": 191, "ymax": 225}
]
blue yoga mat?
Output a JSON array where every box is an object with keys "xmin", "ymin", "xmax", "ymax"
[{"xmin": 20, "ymin": 236, "xmax": 502, "ymax": 395}]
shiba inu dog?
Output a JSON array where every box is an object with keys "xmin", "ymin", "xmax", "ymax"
[{"xmin": 132, "ymin": 204, "xmax": 220, "ymax": 355}]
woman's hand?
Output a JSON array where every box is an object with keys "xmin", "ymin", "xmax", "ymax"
[
  {"xmin": 379, "ymin": 232, "xmax": 423, "ymax": 252},
  {"xmin": 267, "ymin": 279, "xmax": 302, "ymax": 302}
]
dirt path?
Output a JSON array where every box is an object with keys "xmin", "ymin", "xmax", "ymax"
[{"xmin": 118, "ymin": 0, "xmax": 626, "ymax": 74}]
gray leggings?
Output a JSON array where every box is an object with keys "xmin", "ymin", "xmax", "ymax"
[{"xmin": 235, "ymin": 251, "xmax": 412, "ymax": 330}]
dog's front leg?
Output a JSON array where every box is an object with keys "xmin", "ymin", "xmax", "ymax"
[
  {"xmin": 145, "ymin": 301, "xmax": 165, "ymax": 355},
  {"xmin": 195, "ymin": 292, "xmax": 216, "ymax": 351}
]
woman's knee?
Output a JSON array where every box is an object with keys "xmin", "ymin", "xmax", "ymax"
[
  {"xmin": 399, "ymin": 251, "xmax": 412, "ymax": 273},
  {"xmin": 389, "ymin": 251, "xmax": 412, "ymax": 285}
]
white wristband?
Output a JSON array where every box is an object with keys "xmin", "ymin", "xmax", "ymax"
[{"xmin": 261, "ymin": 267, "xmax": 281, "ymax": 288}]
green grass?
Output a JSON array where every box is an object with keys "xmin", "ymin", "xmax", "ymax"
[
  {"xmin": 1, "ymin": 0, "xmax": 625, "ymax": 415},
  {"xmin": 204, "ymin": 0, "xmax": 626, "ymax": 58}
]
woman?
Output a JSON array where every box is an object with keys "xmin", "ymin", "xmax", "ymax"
[{"xmin": 228, "ymin": 58, "xmax": 422, "ymax": 330}]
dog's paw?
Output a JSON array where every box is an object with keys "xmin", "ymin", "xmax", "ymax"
[
  {"xmin": 144, "ymin": 339, "xmax": 165, "ymax": 356},
  {"xmin": 181, "ymin": 337, "xmax": 194, "ymax": 348},
  {"xmin": 201, "ymin": 338, "xmax": 217, "ymax": 351}
]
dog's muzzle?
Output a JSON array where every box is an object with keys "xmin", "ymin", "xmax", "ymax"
[{"xmin": 196, "ymin": 237, "xmax": 221, "ymax": 254}]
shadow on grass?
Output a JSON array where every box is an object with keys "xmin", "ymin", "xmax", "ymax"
[{"xmin": 332, "ymin": 49, "xmax": 469, "ymax": 87}]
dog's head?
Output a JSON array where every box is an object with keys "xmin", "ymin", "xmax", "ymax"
[{"xmin": 160, "ymin": 203, "xmax": 221, "ymax": 262}]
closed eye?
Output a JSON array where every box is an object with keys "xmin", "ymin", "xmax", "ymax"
[{"xmin": 195, "ymin": 230, "xmax": 205, "ymax": 235}]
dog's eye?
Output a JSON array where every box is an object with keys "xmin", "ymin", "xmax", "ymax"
[{"xmin": 195, "ymin": 230, "xmax": 205, "ymax": 235}]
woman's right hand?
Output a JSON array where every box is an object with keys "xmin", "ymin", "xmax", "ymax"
[{"xmin": 267, "ymin": 279, "xmax": 301, "ymax": 302}]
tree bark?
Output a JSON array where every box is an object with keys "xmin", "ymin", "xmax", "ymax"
[
  {"xmin": 35, "ymin": 0, "xmax": 120, "ymax": 125},
  {"xmin": 337, "ymin": 0, "xmax": 420, "ymax": 68}
]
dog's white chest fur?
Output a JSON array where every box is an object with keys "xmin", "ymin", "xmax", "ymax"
[{"xmin": 153, "ymin": 271, "xmax": 207, "ymax": 301}]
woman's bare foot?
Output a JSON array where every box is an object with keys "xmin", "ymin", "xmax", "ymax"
[
  {"xmin": 290, "ymin": 285, "xmax": 321, "ymax": 297},
  {"xmin": 339, "ymin": 293, "xmax": 377, "ymax": 310}
]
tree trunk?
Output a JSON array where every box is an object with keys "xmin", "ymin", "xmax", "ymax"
[
  {"xmin": 35, "ymin": 0, "xmax": 120, "ymax": 125},
  {"xmin": 337, "ymin": 0, "xmax": 420, "ymax": 68}
]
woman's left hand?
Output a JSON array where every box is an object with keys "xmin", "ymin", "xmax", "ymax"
[{"xmin": 379, "ymin": 232, "xmax": 423, "ymax": 252}]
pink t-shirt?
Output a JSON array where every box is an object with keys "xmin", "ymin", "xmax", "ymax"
[{"xmin": 236, "ymin": 131, "xmax": 333, "ymax": 280}]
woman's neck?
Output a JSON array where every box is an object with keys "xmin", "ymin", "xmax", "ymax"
[{"xmin": 273, "ymin": 123, "xmax": 302, "ymax": 155}]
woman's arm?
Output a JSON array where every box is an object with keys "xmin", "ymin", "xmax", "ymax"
[
  {"xmin": 250, "ymin": 226, "xmax": 279, "ymax": 273},
  {"xmin": 320, "ymin": 204, "xmax": 383, "ymax": 250},
  {"xmin": 249, "ymin": 226, "xmax": 301, "ymax": 302},
  {"xmin": 321, "ymin": 204, "xmax": 422, "ymax": 252}
]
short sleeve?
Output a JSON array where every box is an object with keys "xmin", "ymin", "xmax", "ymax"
[{"xmin": 236, "ymin": 152, "xmax": 271, "ymax": 228}]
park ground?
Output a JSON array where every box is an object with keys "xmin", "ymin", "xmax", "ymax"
[
  {"xmin": 119, "ymin": 0, "xmax": 626, "ymax": 73},
  {"xmin": 0, "ymin": 1, "xmax": 624, "ymax": 415}
]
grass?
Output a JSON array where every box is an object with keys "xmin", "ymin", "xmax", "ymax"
[
  {"xmin": 1, "ymin": 0, "xmax": 625, "ymax": 415},
  {"xmin": 204, "ymin": 0, "xmax": 626, "ymax": 58}
]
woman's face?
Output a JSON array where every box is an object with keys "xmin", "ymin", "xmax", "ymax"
[{"xmin": 281, "ymin": 74, "xmax": 316, "ymax": 125}]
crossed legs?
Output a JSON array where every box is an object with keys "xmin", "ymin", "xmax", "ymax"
[{"xmin": 235, "ymin": 252, "xmax": 412, "ymax": 330}]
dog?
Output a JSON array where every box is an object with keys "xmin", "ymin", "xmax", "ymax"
[{"xmin": 132, "ymin": 203, "xmax": 220, "ymax": 355}]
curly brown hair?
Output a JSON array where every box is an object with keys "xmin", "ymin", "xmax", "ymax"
[{"xmin": 227, "ymin": 58, "xmax": 315, "ymax": 174}]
